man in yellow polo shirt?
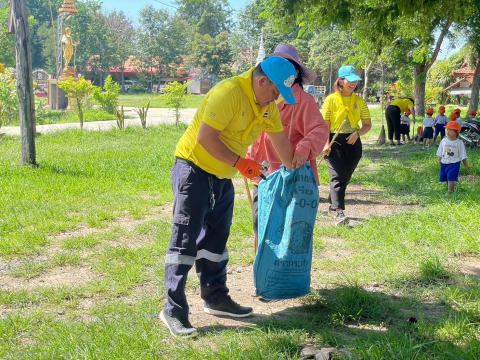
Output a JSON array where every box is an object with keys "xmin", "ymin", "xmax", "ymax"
[{"xmin": 160, "ymin": 56, "xmax": 298, "ymax": 337}]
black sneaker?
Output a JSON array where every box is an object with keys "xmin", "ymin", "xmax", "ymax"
[
  {"xmin": 204, "ymin": 296, "xmax": 253, "ymax": 318},
  {"xmin": 334, "ymin": 210, "xmax": 347, "ymax": 226},
  {"xmin": 159, "ymin": 309, "xmax": 197, "ymax": 337}
]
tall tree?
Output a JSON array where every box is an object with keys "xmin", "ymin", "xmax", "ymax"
[
  {"xmin": 69, "ymin": 1, "xmax": 115, "ymax": 85},
  {"xmin": 138, "ymin": 6, "xmax": 190, "ymax": 87},
  {"xmin": 264, "ymin": 0, "xmax": 474, "ymax": 115},
  {"xmin": 176, "ymin": 0, "xmax": 231, "ymax": 37},
  {"xmin": 10, "ymin": 0, "xmax": 36, "ymax": 165},
  {"xmin": 231, "ymin": 0, "xmax": 300, "ymax": 74},
  {"xmin": 465, "ymin": 4, "xmax": 480, "ymax": 111},
  {"xmin": 26, "ymin": 0, "xmax": 60, "ymax": 70},
  {"xmin": 104, "ymin": 10, "xmax": 135, "ymax": 91},
  {"xmin": 187, "ymin": 31, "xmax": 232, "ymax": 80},
  {"xmin": 307, "ymin": 27, "xmax": 354, "ymax": 91},
  {"xmin": 0, "ymin": 1, "xmax": 15, "ymax": 66}
]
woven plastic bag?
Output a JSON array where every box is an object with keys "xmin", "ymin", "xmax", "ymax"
[{"xmin": 253, "ymin": 164, "xmax": 319, "ymax": 300}]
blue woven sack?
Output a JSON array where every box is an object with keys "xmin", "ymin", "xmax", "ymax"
[{"xmin": 253, "ymin": 164, "xmax": 319, "ymax": 300}]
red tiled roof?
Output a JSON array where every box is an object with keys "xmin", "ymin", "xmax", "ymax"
[
  {"xmin": 452, "ymin": 63, "xmax": 475, "ymax": 81},
  {"xmin": 109, "ymin": 56, "xmax": 189, "ymax": 77},
  {"xmin": 110, "ymin": 56, "xmax": 159, "ymax": 75}
]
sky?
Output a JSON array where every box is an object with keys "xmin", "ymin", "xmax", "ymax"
[{"xmin": 101, "ymin": 0, "xmax": 252, "ymax": 23}]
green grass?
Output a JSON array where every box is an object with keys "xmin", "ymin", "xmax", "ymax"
[
  {"xmin": 118, "ymin": 93, "xmax": 205, "ymax": 108},
  {"xmin": 1, "ymin": 123, "xmax": 479, "ymax": 359},
  {"xmin": 7, "ymin": 109, "xmax": 116, "ymax": 126},
  {"xmin": 37, "ymin": 109, "xmax": 116, "ymax": 125}
]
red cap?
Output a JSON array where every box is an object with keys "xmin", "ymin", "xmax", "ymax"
[{"xmin": 446, "ymin": 121, "xmax": 461, "ymax": 132}]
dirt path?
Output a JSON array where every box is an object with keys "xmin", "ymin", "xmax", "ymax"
[{"xmin": 184, "ymin": 183, "xmax": 420, "ymax": 329}]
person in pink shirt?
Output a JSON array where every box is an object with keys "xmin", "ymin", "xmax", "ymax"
[{"xmin": 246, "ymin": 43, "xmax": 330, "ymax": 234}]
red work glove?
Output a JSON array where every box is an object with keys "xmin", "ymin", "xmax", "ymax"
[{"xmin": 234, "ymin": 157, "xmax": 262, "ymax": 180}]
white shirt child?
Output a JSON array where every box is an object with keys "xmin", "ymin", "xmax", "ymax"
[
  {"xmin": 400, "ymin": 114, "xmax": 410, "ymax": 125},
  {"xmin": 423, "ymin": 116, "xmax": 435, "ymax": 128},
  {"xmin": 436, "ymin": 138, "xmax": 467, "ymax": 164}
]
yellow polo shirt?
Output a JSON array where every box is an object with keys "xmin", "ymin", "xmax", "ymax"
[
  {"xmin": 391, "ymin": 98, "xmax": 414, "ymax": 113},
  {"xmin": 175, "ymin": 68, "xmax": 283, "ymax": 179},
  {"xmin": 321, "ymin": 93, "xmax": 370, "ymax": 133}
]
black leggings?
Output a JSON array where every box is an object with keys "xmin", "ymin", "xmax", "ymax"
[
  {"xmin": 385, "ymin": 105, "xmax": 402, "ymax": 141},
  {"xmin": 325, "ymin": 133, "xmax": 362, "ymax": 210}
]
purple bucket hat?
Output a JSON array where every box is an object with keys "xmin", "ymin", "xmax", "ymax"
[{"xmin": 272, "ymin": 43, "xmax": 317, "ymax": 84}]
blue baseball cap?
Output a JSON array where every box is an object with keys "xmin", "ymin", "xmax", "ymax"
[
  {"xmin": 260, "ymin": 56, "xmax": 296, "ymax": 104},
  {"xmin": 338, "ymin": 65, "xmax": 362, "ymax": 82}
]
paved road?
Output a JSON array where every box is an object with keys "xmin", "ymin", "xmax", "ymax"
[
  {"xmin": 0, "ymin": 103, "xmax": 383, "ymax": 137},
  {"xmin": 0, "ymin": 107, "xmax": 198, "ymax": 136}
]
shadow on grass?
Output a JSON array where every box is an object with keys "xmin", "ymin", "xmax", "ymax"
[{"xmin": 198, "ymin": 284, "xmax": 479, "ymax": 358}]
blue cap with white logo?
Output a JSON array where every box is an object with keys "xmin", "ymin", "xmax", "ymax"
[
  {"xmin": 260, "ymin": 56, "xmax": 296, "ymax": 105},
  {"xmin": 338, "ymin": 65, "xmax": 362, "ymax": 82}
]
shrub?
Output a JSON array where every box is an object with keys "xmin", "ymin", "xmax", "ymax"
[
  {"xmin": 134, "ymin": 101, "xmax": 150, "ymax": 129},
  {"xmin": 93, "ymin": 75, "xmax": 120, "ymax": 114},
  {"xmin": 58, "ymin": 76, "xmax": 94, "ymax": 129},
  {"xmin": 0, "ymin": 67, "xmax": 18, "ymax": 128},
  {"xmin": 163, "ymin": 81, "xmax": 189, "ymax": 126},
  {"xmin": 115, "ymin": 105, "xmax": 125, "ymax": 129}
]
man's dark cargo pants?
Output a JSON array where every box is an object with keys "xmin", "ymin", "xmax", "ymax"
[{"xmin": 164, "ymin": 158, "xmax": 234, "ymax": 321}]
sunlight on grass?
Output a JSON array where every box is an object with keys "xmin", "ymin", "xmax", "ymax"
[{"xmin": 1, "ymin": 123, "xmax": 479, "ymax": 358}]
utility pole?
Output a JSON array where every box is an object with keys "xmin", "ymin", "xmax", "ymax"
[{"xmin": 8, "ymin": 0, "xmax": 36, "ymax": 165}]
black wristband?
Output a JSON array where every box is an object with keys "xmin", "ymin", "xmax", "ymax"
[{"xmin": 233, "ymin": 155, "xmax": 240, "ymax": 167}]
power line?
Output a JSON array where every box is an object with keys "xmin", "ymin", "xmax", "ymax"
[{"xmin": 151, "ymin": 0, "xmax": 178, "ymax": 9}]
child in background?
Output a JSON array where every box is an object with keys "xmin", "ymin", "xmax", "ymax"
[
  {"xmin": 450, "ymin": 112, "xmax": 463, "ymax": 127},
  {"xmin": 422, "ymin": 108, "xmax": 435, "ymax": 147},
  {"xmin": 437, "ymin": 121, "xmax": 469, "ymax": 192},
  {"xmin": 467, "ymin": 109, "xmax": 477, "ymax": 121},
  {"xmin": 400, "ymin": 110, "xmax": 411, "ymax": 142},
  {"xmin": 453, "ymin": 108, "xmax": 464, "ymax": 126},
  {"xmin": 433, "ymin": 105, "xmax": 448, "ymax": 144},
  {"xmin": 413, "ymin": 126, "xmax": 423, "ymax": 144}
]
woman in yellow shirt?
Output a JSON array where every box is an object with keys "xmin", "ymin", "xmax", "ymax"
[
  {"xmin": 385, "ymin": 97, "xmax": 415, "ymax": 145},
  {"xmin": 321, "ymin": 66, "xmax": 372, "ymax": 225}
]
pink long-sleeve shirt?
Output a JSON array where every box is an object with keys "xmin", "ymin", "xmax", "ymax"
[{"xmin": 247, "ymin": 84, "xmax": 329, "ymax": 184}]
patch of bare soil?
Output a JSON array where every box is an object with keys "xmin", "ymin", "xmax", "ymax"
[
  {"xmin": 317, "ymin": 184, "xmax": 419, "ymax": 226},
  {"xmin": 315, "ymin": 237, "xmax": 353, "ymax": 268},
  {"xmin": 458, "ymin": 256, "xmax": 480, "ymax": 278},
  {"xmin": 49, "ymin": 204, "xmax": 172, "ymax": 244},
  {"xmin": 184, "ymin": 266, "xmax": 310, "ymax": 330},
  {"xmin": 0, "ymin": 266, "xmax": 97, "ymax": 291}
]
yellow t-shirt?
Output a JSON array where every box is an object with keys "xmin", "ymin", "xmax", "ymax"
[
  {"xmin": 175, "ymin": 68, "xmax": 283, "ymax": 179},
  {"xmin": 391, "ymin": 98, "xmax": 414, "ymax": 113},
  {"xmin": 321, "ymin": 93, "xmax": 370, "ymax": 133}
]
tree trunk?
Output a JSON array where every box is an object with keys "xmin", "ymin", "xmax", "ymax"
[
  {"xmin": 121, "ymin": 68, "xmax": 125, "ymax": 93},
  {"xmin": 414, "ymin": 63, "xmax": 427, "ymax": 116},
  {"xmin": 412, "ymin": 20, "xmax": 452, "ymax": 117},
  {"xmin": 469, "ymin": 57, "xmax": 480, "ymax": 111},
  {"xmin": 362, "ymin": 60, "xmax": 373, "ymax": 101},
  {"xmin": 11, "ymin": 0, "xmax": 36, "ymax": 165}
]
